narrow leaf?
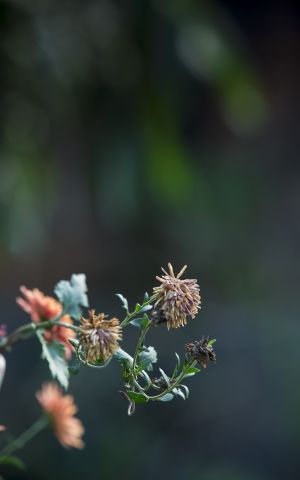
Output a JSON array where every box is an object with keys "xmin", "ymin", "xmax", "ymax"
[
  {"xmin": 116, "ymin": 294, "xmax": 129, "ymax": 312},
  {"xmin": 126, "ymin": 391, "xmax": 148, "ymax": 403},
  {"xmin": 0, "ymin": 455, "xmax": 26, "ymax": 470},
  {"xmin": 159, "ymin": 368, "xmax": 170, "ymax": 387},
  {"xmin": 184, "ymin": 366, "xmax": 201, "ymax": 378},
  {"xmin": 158, "ymin": 393, "xmax": 174, "ymax": 402},
  {"xmin": 172, "ymin": 387, "xmax": 186, "ymax": 400},
  {"xmin": 180, "ymin": 384, "xmax": 190, "ymax": 398}
]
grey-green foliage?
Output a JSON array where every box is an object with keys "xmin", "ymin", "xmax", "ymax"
[
  {"xmin": 138, "ymin": 346, "xmax": 157, "ymax": 371},
  {"xmin": 54, "ymin": 274, "xmax": 89, "ymax": 320},
  {"xmin": 37, "ymin": 331, "xmax": 69, "ymax": 389}
]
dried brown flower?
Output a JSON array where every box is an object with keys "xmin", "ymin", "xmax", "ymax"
[
  {"xmin": 79, "ymin": 310, "xmax": 122, "ymax": 363},
  {"xmin": 152, "ymin": 263, "xmax": 201, "ymax": 329},
  {"xmin": 185, "ymin": 336, "xmax": 216, "ymax": 368}
]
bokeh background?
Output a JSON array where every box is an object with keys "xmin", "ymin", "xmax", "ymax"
[{"xmin": 1, "ymin": 0, "xmax": 300, "ymax": 479}]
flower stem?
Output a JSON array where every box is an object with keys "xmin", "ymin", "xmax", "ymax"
[
  {"xmin": 0, "ymin": 316, "xmax": 80, "ymax": 352},
  {"xmin": 148, "ymin": 359, "xmax": 197, "ymax": 401},
  {"xmin": 0, "ymin": 416, "xmax": 48, "ymax": 457},
  {"xmin": 131, "ymin": 321, "xmax": 152, "ymax": 387}
]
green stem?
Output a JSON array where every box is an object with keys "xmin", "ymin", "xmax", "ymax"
[
  {"xmin": 148, "ymin": 360, "xmax": 197, "ymax": 401},
  {"xmin": 0, "ymin": 316, "xmax": 80, "ymax": 352},
  {"xmin": 131, "ymin": 322, "xmax": 152, "ymax": 386},
  {"xmin": 50, "ymin": 320, "xmax": 80, "ymax": 332},
  {"xmin": 120, "ymin": 297, "xmax": 154, "ymax": 328},
  {"xmin": 0, "ymin": 416, "xmax": 48, "ymax": 457}
]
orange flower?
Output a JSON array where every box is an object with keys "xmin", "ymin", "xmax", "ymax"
[
  {"xmin": 36, "ymin": 382, "xmax": 84, "ymax": 449},
  {"xmin": 16, "ymin": 287, "xmax": 76, "ymax": 359},
  {"xmin": 16, "ymin": 287, "xmax": 62, "ymax": 323}
]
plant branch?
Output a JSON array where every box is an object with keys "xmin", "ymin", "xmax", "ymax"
[
  {"xmin": 0, "ymin": 316, "xmax": 80, "ymax": 352},
  {"xmin": 148, "ymin": 359, "xmax": 197, "ymax": 401},
  {"xmin": 0, "ymin": 416, "xmax": 48, "ymax": 457}
]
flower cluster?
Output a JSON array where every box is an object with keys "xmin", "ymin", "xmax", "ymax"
[{"xmin": 0, "ymin": 265, "xmax": 216, "ymax": 469}]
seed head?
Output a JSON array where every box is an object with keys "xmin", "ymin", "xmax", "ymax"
[
  {"xmin": 185, "ymin": 336, "xmax": 216, "ymax": 368},
  {"xmin": 152, "ymin": 263, "xmax": 201, "ymax": 329},
  {"xmin": 79, "ymin": 310, "xmax": 122, "ymax": 363}
]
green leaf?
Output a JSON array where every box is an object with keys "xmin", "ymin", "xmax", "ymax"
[
  {"xmin": 158, "ymin": 393, "xmax": 174, "ymax": 402},
  {"xmin": 54, "ymin": 274, "xmax": 88, "ymax": 320},
  {"xmin": 140, "ymin": 370, "xmax": 152, "ymax": 389},
  {"xmin": 180, "ymin": 384, "xmax": 190, "ymax": 398},
  {"xmin": 208, "ymin": 338, "xmax": 217, "ymax": 346},
  {"xmin": 183, "ymin": 366, "xmax": 201, "ymax": 378},
  {"xmin": 138, "ymin": 304, "xmax": 153, "ymax": 314},
  {"xmin": 159, "ymin": 368, "xmax": 170, "ymax": 387},
  {"xmin": 172, "ymin": 387, "xmax": 186, "ymax": 400},
  {"xmin": 126, "ymin": 391, "xmax": 149, "ymax": 403},
  {"xmin": 0, "ymin": 455, "xmax": 26, "ymax": 470},
  {"xmin": 144, "ymin": 292, "xmax": 150, "ymax": 302},
  {"xmin": 114, "ymin": 348, "xmax": 133, "ymax": 367},
  {"xmin": 138, "ymin": 346, "xmax": 157, "ymax": 371},
  {"xmin": 130, "ymin": 317, "xmax": 145, "ymax": 328},
  {"xmin": 116, "ymin": 294, "xmax": 129, "ymax": 312},
  {"xmin": 37, "ymin": 332, "xmax": 69, "ymax": 389},
  {"xmin": 68, "ymin": 338, "xmax": 79, "ymax": 349},
  {"xmin": 172, "ymin": 352, "xmax": 181, "ymax": 377},
  {"xmin": 130, "ymin": 314, "xmax": 150, "ymax": 328}
]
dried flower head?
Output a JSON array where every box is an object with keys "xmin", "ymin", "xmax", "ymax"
[
  {"xmin": 36, "ymin": 382, "xmax": 84, "ymax": 449},
  {"xmin": 185, "ymin": 336, "xmax": 216, "ymax": 368},
  {"xmin": 79, "ymin": 310, "xmax": 122, "ymax": 363},
  {"xmin": 152, "ymin": 263, "xmax": 201, "ymax": 329},
  {"xmin": 16, "ymin": 287, "xmax": 75, "ymax": 360}
]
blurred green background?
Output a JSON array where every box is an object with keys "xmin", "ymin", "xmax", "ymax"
[{"xmin": 1, "ymin": 0, "xmax": 300, "ymax": 479}]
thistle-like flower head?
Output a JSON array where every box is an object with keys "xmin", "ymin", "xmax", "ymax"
[
  {"xmin": 152, "ymin": 263, "xmax": 201, "ymax": 329},
  {"xmin": 79, "ymin": 310, "xmax": 122, "ymax": 363},
  {"xmin": 36, "ymin": 382, "xmax": 84, "ymax": 449},
  {"xmin": 185, "ymin": 336, "xmax": 216, "ymax": 368}
]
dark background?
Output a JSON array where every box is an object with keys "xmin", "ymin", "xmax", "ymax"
[{"xmin": 0, "ymin": 0, "xmax": 300, "ymax": 479}]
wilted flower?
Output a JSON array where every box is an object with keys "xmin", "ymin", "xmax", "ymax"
[
  {"xmin": 79, "ymin": 310, "xmax": 122, "ymax": 363},
  {"xmin": 16, "ymin": 287, "xmax": 75, "ymax": 359},
  {"xmin": 152, "ymin": 263, "xmax": 201, "ymax": 329},
  {"xmin": 36, "ymin": 382, "xmax": 84, "ymax": 449},
  {"xmin": 185, "ymin": 336, "xmax": 216, "ymax": 368}
]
